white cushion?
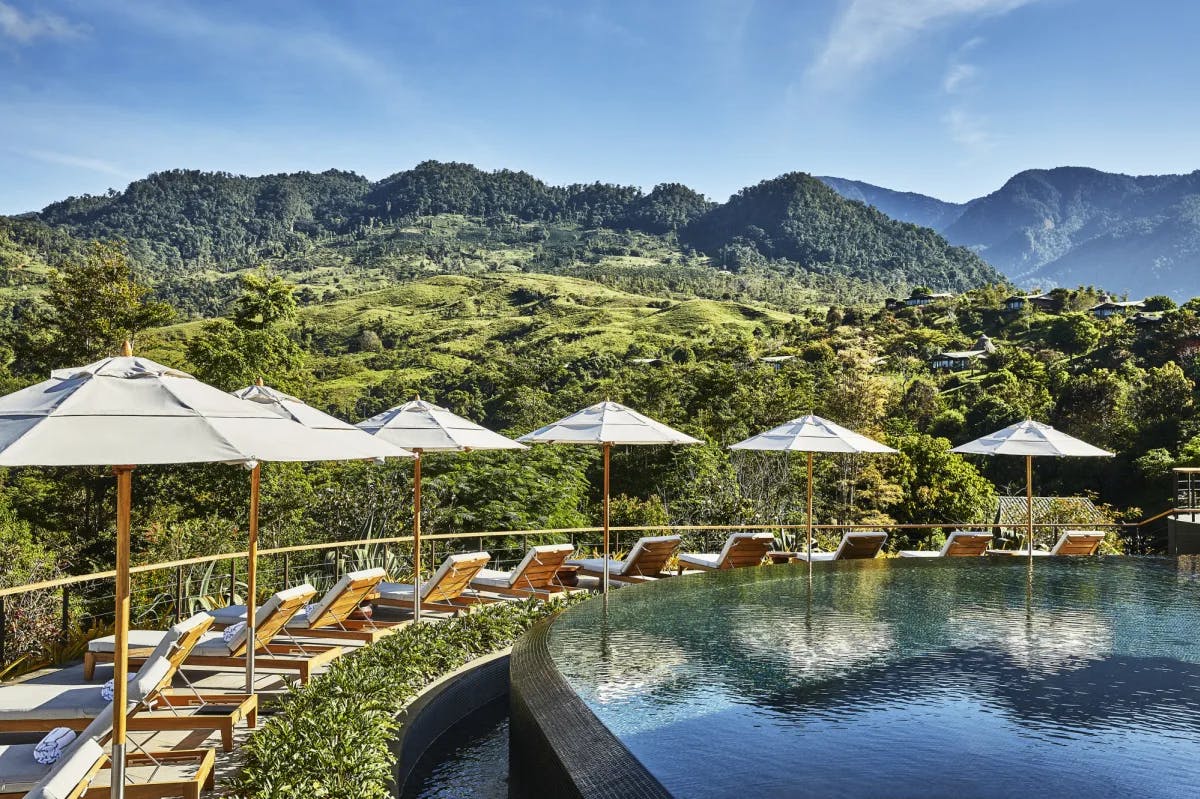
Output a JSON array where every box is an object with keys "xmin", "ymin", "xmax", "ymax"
[
  {"xmin": 27, "ymin": 738, "xmax": 104, "ymax": 799},
  {"xmin": 793, "ymin": 551, "xmax": 837, "ymax": 562},
  {"xmin": 0, "ymin": 744, "xmax": 51, "ymax": 794},
  {"xmin": 469, "ymin": 569, "xmax": 515, "ymax": 589},
  {"xmin": 896, "ymin": 550, "xmax": 941, "ymax": 558},
  {"xmin": 207, "ymin": 604, "xmax": 248, "ymax": 623},
  {"xmin": 377, "ymin": 581, "xmax": 416, "ymax": 600},
  {"xmin": 87, "ymin": 629, "xmax": 172, "ymax": 653},
  {"xmin": 678, "ymin": 552, "xmax": 722, "ymax": 569},
  {"xmin": 565, "ymin": 557, "xmax": 626, "ymax": 575}
]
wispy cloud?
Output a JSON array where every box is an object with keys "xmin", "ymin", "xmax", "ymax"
[
  {"xmin": 808, "ymin": 0, "xmax": 1039, "ymax": 88},
  {"xmin": 22, "ymin": 148, "xmax": 131, "ymax": 178},
  {"xmin": 0, "ymin": 1, "xmax": 85, "ymax": 42},
  {"xmin": 943, "ymin": 108, "xmax": 993, "ymax": 150},
  {"xmin": 942, "ymin": 37, "xmax": 994, "ymax": 152}
]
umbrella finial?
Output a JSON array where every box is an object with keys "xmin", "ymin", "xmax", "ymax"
[
  {"xmin": 120, "ymin": 339, "xmax": 133, "ymax": 357},
  {"xmin": 255, "ymin": 377, "xmax": 264, "ymax": 387}
]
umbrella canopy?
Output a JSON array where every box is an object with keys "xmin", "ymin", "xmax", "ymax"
[
  {"xmin": 358, "ymin": 398, "xmax": 528, "ymax": 452},
  {"xmin": 518, "ymin": 400, "xmax": 702, "ymax": 446},
  {"xmin": 0, "ymin": 355, "xmax": 406, "ymax": 465},
  {"xmin": 730, "ymin": 415, "xmax": 896, "ymax": 560},
  {"xmin": 0, "ymin": 352, "xmax": 411, "ymax": 797},
  {"xmin": 357, "ymin": 398, "xmax": 524, "ymax": 621},
  {"xmin": 519, "ymin": 401, "xmax": 700, "ymax": 593},
  {"xmin": 952, "ymin": 420, "xmax": 1113, "ymax": 562},
  {"xmin": 234, "ymin": 382, "xmax": 414, "ymax": 459},
  {"xmin": 730, "ymin": 414, "xmax": 897, "ymax": 454},
  {"xmin": 951, "ymin": 419, "xmax": 1113, "ymax": 458}
]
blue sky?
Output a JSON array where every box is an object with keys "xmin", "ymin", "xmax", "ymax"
[{"xmin": 1, "ymin": 0, "xmax": 1197, "ymax": 214}]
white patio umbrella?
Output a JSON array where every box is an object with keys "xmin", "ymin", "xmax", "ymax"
[
  {"xmin": 518, "ymin": 401, "xmax": 701, "ymax": 593},
  {"xmin": 231, "ymin": 380, "xmax": 412, "ymax": 687},
  {"xmin": 952, "ymin": 419, "xmax": 1113, "ymax": 565},
  {"xmin": 730, "ymin": 415, "xmax": 896, "ymax": 561},
  {"xmin": 357, "ymin": 398, "xmax": 525, "ymax": 621},
  {"xmin": 0, "ymin": 346, "xmax": 407, "ymax": 798}
]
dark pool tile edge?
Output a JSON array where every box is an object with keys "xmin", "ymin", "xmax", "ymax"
[{"xmin": 510, "ymin": 614, "xmax": 673, "ymax": 799}]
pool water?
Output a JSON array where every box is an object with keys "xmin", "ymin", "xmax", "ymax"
[
  {"xmin": 546, "ymin": 557, "xmax": 1200, "ymax": 798},
  {"xmin": 400, "ymin": 698, "xmax": 510, "ymax": 799}
]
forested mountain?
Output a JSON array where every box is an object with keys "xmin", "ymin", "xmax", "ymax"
[
  {"xmin": 944, "ymin": 168, "xmax": 1200, "ymax": 296},
  {"xmin": 17, "ymin": 161, "xmax": 1001, "ymax": 314},
  {"xmin": 817, "ymin": 176, "xmax": 966, "ymax": 230},
  {"xmin": 685, "ymin": 173, "xmax": 994, "ymax": 290},
  {"xmin": 821, "ymin": 167, "xmax": 1200, "ymax": 299}
]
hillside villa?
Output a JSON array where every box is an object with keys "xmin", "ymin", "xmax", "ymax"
[{"xmin": 930, "ymin": 333, "xmax": 996, "ymax": 371}]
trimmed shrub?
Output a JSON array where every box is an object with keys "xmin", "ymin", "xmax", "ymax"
[{"xmin": 230, "ymin": 597, "xmax": 584, "ymax": 798}]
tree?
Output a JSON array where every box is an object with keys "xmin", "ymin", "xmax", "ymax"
[
  {"xmin": 884, "ymin": 433, "xmax": 996, "ymax": 540},
  {"xmin": 186, "ymin": 274, "xmax": 307, "ymax": 392},
  {"xmin": 1142, "ymin": 295, "xmax": 1177, "ymax": 312},
  {"xmin": 40, "ymin": 241, "xmax": 174, "ymax": 366}
]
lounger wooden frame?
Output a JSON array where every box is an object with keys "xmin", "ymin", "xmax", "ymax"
[
  {"xmin": 0, "ymin": 747, "xmax": 216, "ymax": 799},
  {"xmin": 86, "ymin": 588, "xmax": 343, "ymax": 685},
  {"xmin": 677, "ymin": 533, "xmax": 775, "ymax": 573},
  {"xmin": 376, "ymin": 552, "xmax": 495, "ymax": 613},
  {"xmin": 470, "ymin": 545, "xmax": 580, "ymax": 599},
  {"xmin": 7, "ymin": 617, "xmax": 257, "ymax": 751},
  {"xmin": 572, "ymin": 537, "xmax": 680, "ymax": 583}
]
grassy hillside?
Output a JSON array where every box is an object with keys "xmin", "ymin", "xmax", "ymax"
[{"xmin": 147, "ymin": 271, "xmax": 797, "ymax": 411}]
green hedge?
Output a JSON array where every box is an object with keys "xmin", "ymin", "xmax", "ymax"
[{"xmin": 230, "ymin": 597, "xmax": 583, "ymax": 798}]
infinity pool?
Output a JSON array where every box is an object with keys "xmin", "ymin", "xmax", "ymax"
[{"xmin": 545, "ymin": 557, "xmax": 1200, "ymax": 798}]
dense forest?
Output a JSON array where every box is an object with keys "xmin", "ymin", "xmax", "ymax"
[{"xmin": 15, "ymin": 161, "xmax": 999, "ymax": 317}]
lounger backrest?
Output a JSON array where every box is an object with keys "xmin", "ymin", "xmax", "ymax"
[
  {"xmin": 1052, "ymin": 531, "xmax": 1105, "ymax": 556},
  {"xmin": 943, "ymin": 532, "xmax": 993, "ymax": 557},
  {"xmin": 149, "ymin": 612, "xmax": 213, "ymax": 683},
  {"xmin": 717, "ymin": 533, "xmax": 776, "ymax": 569},
  {"xmin": 509, "ymin": 544, "xmax": 575, "ymax": 589},
  {"xmin": 227, "ymin": 584, "xmax": 316, "ymax": 656},
  {"xmin": 26, "ymin": 737, "xmax": 106, "ymax": 799},
  {"xmin": 833, "ymin": 532, "xmax": 887, "ymax": 560},
  {"xmin": 305, "ymin": 568, "xmax": 386, "ymax": 629},
  {"xmin": 423, "ymin": 552, "xmax": 491, "ymax": 602},
  {"xmin": 129, "ymin": 655, "xmax": 175, "ymax": 704},
  {"xmin": 622, "ymin": 535, "xmax": 681, "ymax": 577},
  {"xmin": 75, "ymin": 701, "xmax": 116, "ymax": 746}
]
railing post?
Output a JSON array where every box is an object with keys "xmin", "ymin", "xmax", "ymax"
[
  {"xmin": 0, "ymin": 596, "xmax": 7, "ymax": 668},
  {"xmin": 60, "ymin": 586, "xmax": 70, "ymax": 648},
  {"xmin": 229, "ymin": 560, "xmax": 237, "ymax": 605},
  {"xmin": 283, "ymin": 552, "xmax": 291, "ymax": 587},
  {"xmin": 175, "ymin": 566, "xmax": 183, "ymax": 622},
  {"xmin": 334, "ymin": 549, "xmax": 342, "ymax": 583}
]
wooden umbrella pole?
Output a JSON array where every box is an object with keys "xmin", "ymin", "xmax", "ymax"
[
  {"xmin": 807, "ymin": 451, "xmax": 814, "ymax": 561},
  {"xmin": 1026, "ymin": 454, "xmax": 1034, "ymax": 568},
  {"xmin": 244, "ymin": 463, "xmax": 260, "ymax": 693},
  {"xmin": 111, "ymin": 465, "xmax": 134, "ymax": 799},
  {"xmin": 413, "ymin": 450, "xmax": 422, "ymax": 623},
  {"xmin": 603, "ymin": 442, "xmax": 611, "ymax": 595}
]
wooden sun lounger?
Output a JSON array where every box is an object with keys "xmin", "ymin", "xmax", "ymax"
[
  {"xmin": 207, "ymin": 568, "xmax": 406, "ymax": 644},
  {"xmin": 987, "ymin": 530, "xmax": 1106, "ymax": 557},
  {"xmin": 567, "ymin": 535, "xmax": 681, "ymax": 583},
  {"xmin": 677, "ymin": 532, "xmax": 776, "ymax": 573},
  {"xmin": 0, "ymin": 614, "xmax": 256, "ymax": 752},
  {"xmin": 469, "ymin": 544, "xmax": 580, "ymax": 599},
  {"xmin": 898, "ymin": 531, "xmax": 993, "ymax": 558},
  {"xmin": 377, "ymin": 552, "xmax": 494, "ymax": 613},
  {"xmin": 86, "ymin": 586, "xmax": 343, "ymax": 685},
  {"xmin": 792, "ymin": 531, "xmax": 888, "ymax": 562},
  {"xmin": 14, "ymin": 737, "xmax": 215, "ymax": 799}
]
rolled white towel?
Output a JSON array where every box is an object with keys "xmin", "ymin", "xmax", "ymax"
[
  {"xmin": 100, "ymin": 673, "xmax": 135, "ymax": 701},
  {"xmin": 33, "ymin": 727, "xmax": 77, "ymax": 764},
  {"xmin": 223, "ymin": 621, "xmax": 246, "ymax": 645},
  {"xmin": 300, "ymin": 602, "xmax": 320, "ymax": 621}
]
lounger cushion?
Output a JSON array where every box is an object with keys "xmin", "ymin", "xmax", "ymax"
[
  {"xmin": 678, "ymin": 552, "xmax": 722, "ymax": 569},
  {"xmin": 206, "ymin": 603, "xmax": 320, "ymax": 629},
  {"xmin": 469, "ymin": 569, "xmax": 516, "ymax": 589},
  {"xmin": 0, "ymin": 685, "xmax": 107, "ymax": 721},
  {"xmin": 793, "ymin": 551, "xmax": 837, "ymax": 562},
  {"xmin": 566, "ymin": 557, "xmax": 626, "ymax": 575},
  {"xmin": 87, "ymin": 628, "xmax": 177, "ymax": 653},
  {"xmin": 377, "ymin": 581, "xmax": 416, "ymax": 600},
  {"xmin": 896, "ymin": 550, "xmax": 941, "ymax": 558},
  {"xmin": 26, "ymin": 738, "xmax": 104, "ymax": 799},
  {"xmin": 0, "ymin": 744, "xmax": 51, "ymax": 794}
]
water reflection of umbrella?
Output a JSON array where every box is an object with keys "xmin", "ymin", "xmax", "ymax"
[
  {"xmin": 731, "ymin": 415, "xmax": 896, "ymax": 561},
  {"xmin": 357, "ymin": 398, "xmax": 525, "ymax": 621},
  {"xmin": 952, "ymin": 420, "xmax": 1112, "ymax": 566},
  {"xmin": 519, "ymin": 401, "xmax": 700, "ymax": 593},
  {"xmin": 0, "ymin": 347, "xmax": 395, "ymax": 798},
  {"xmin": 232, "ymin": 380, "xmax": 411, "ymax": 685}
]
